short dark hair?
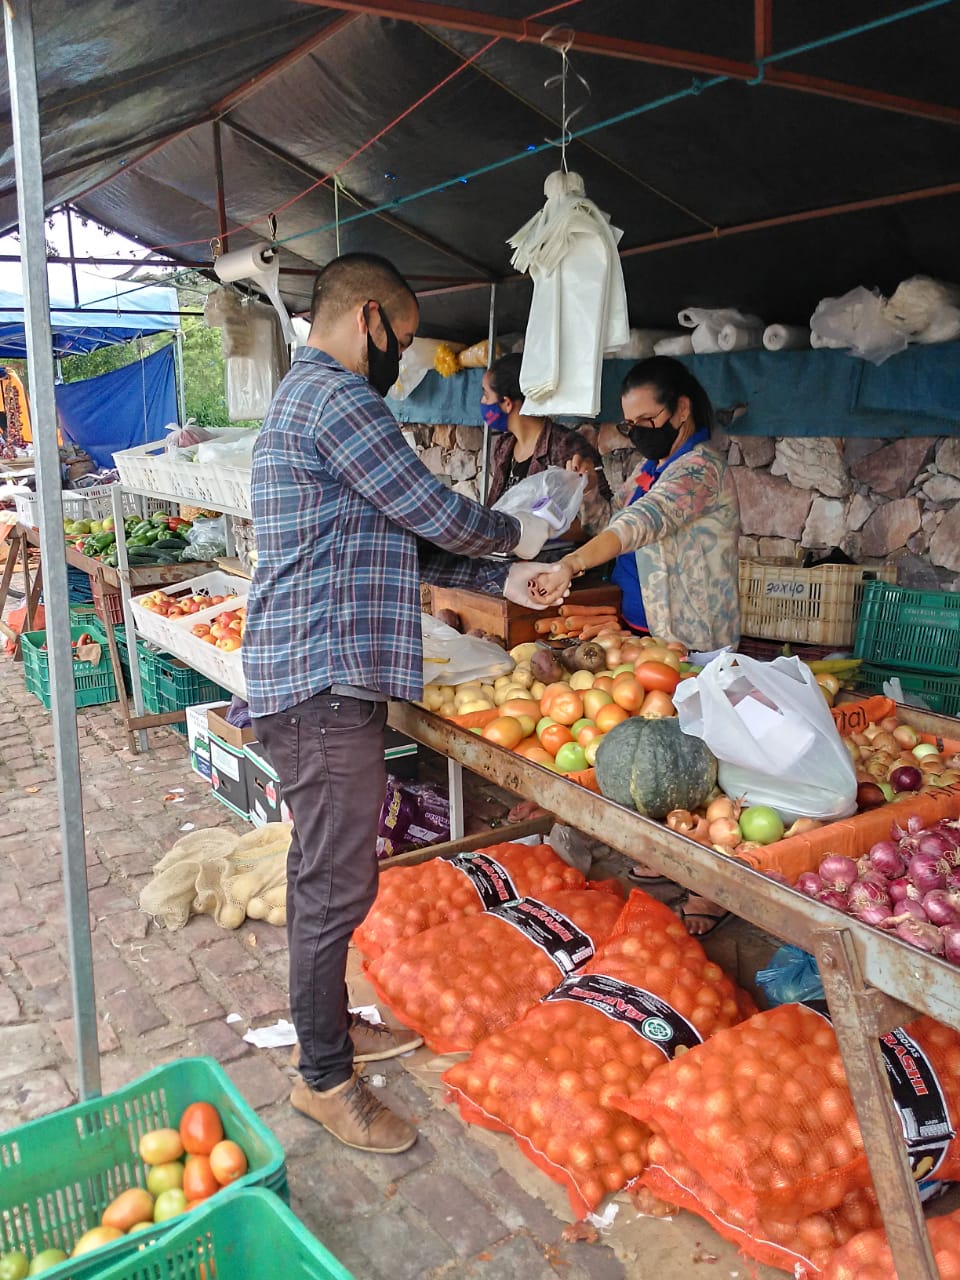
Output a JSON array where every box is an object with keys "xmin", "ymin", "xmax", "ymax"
[
  {"xmin": 621, "ymin": 355, "xmax": 714, "ymax": 431},
  {"xmin": 310, "ymin": 252, "xmax": 417, "ymax": 327},
  {"xmin": 551, "ymin": 428, "xmax": 602, "ymax": 469},
  {"xmin": 487, "ymin": 352, "xmax": 523, "ymax": 402}
]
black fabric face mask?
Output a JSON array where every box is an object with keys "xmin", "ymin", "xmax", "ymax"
[
  {"xmin": 364, "ymin": 302, "xmax": 400, "ymax": 397},
  {"xmin": 628, "ymin": 420, "xmax": 679, "ymax": 461}
]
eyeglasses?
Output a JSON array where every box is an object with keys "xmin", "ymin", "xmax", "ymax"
[{"xmin": 617, "ymin": 406, "xmax": 671, "ymax": 432}]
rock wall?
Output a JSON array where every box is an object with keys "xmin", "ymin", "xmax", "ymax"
[{"xmin": 403, "ymin": 423, "xmax": 960, "ymax": 592}]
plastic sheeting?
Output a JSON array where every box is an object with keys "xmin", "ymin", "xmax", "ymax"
[
  {"xmin": 55, "ymin": 345, "xmax": 177, "ymax": 468},
  {"xmin": 0, "ymin": 280, "xmax": 179, "ymax": 358}
]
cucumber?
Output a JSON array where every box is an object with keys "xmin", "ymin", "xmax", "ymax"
[{"xmin": 154, "ymin": 538, "xmax": 187, "ymax": 550}]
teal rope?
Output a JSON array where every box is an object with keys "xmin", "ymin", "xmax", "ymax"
[{"xmin": 759, "ymin": 0, "xmax": 952, "ymax": 66}]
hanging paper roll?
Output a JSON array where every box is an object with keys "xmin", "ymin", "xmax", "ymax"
[{"xmin": 214, "ymin": 242, "xmax": 295, "ymax": 346}]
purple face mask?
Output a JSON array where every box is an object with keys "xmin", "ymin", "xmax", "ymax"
[{"xmin": 481, "ymin": 401, "xmax": 510, "ymax": 432}]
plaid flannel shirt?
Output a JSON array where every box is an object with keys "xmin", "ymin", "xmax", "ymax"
[{"xmin": 243, "ymin": 348, "xmax": 520, "ymax": 716}]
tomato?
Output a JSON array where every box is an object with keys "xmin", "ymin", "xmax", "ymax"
[
  {"xmin": 547, "ymin": 688, "xmax": 583, "ymax": 726},
  {"xmin": 634, "ymin": 661, "xmax": 680, "ymax": 695},
  {"xmin": 611, "ymin": 677, "xmax": 643, "ymax": 712},
  {"xmin": 518, "ymin": 742, "xmax": 555, "ymax": 765},
  {"xmin": 71, "ymin": 1226, "xmax": 124, "ymax": 1257},
  {"xmin": 592, "ymin": 675, "xmax": 615, "ymax": 694},
  {"xmin": 639, "ymin": 690, "xmax": 675, "ymax": 719},
  {"xmin": 153, "ymin": 1188, "xmax": 189, "ymax": 1221},
  {"xmin": 738, "ymin": 805, "xmax": 785, "ymax": 845},
  {"xmin": 209, "ymin": 1140, "xmax": 248, "ymax": 1186},
  {"xmin": 139, "ymin": 1127, "xmax": 184, "ymax": 1165},
  {"xmin": 179, "ymin": 1102, "xmax": 223, "ymax": 1156},
  {"xmin": 182, "ymin": 1154, "xmax": 220, "ymax": 1202},
  {"xmin": 482, "ymin": 717, "xmax": 525, "ymax": 750},
  {"xmin": 538, "ymin": 683, "xmax": 569, "ymax": 716},
  {"xmin": 540, "ymin": 724, "xmax": 574, "ymax": 757},
  {"xmin": 576, "ymin": 724, "xmax": 602, "ymax": 747},
  {"xmin": 102, "ymin": 1188, "xmax": 155, "ymax": 1232},
  {"xmin": 499, "ymin": 698, "xmax": 541, "ymax": 721}
]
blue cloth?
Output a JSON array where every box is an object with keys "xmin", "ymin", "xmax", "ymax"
[
  {"xmin": 243, "ymin": 348, "xmax": 521, "ymax": 717},
  {"xmin": 55, "ymin": 345, "xmax": 177, "ymax": 469},
  {"xmin": 611, "ymin": 428, "xmax": 709, "ymax": 632},
  {"xmin": 388, "ymin": 343, "xmax": 960, "ymax": 438}
]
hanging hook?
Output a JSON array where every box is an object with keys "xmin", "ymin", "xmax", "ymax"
[
  {"xmin": 267, "ymin": 213, "xmax": 278, "ymax": 244},
  {"xmin": 540, "ymin": 26, "xmax": 590, "ymax": 173},
  {"xmin": 210, "ymin": 236, "xmax": 222, "ymax": 262}
]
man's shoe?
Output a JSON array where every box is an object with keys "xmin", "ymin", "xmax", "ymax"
[
  {"xmin": 290, "ymin": 1072, "xmax": 416, "ymax": 1153},
  {"xmin": 288, "ymin": 1017, "xmax": 423, "ymax": 1069}
]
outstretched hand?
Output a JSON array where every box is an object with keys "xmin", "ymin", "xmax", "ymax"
[
  {"xmin": 530, "ymin": 560, "xmax": 574, "ymax": 607},
  {"xmin": 565, "ymin": 454, "xmax": 599, "ymax": 496},
  {"xmin": 502, "ymin": 560, "xmax": 571, "ymax": 609}
]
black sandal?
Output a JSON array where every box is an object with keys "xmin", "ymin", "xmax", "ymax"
[{"xmin": 678, "ymin": 896, "xmax": 732, "ymax": 938}]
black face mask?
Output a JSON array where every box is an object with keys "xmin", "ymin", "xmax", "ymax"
[
  {"xmin": 364, "ymin": 302, "xmax": 400, "ymax": 397},
  {"xmin": 628, "ymin": 419, "xmax": 679, "ymax": 461}
]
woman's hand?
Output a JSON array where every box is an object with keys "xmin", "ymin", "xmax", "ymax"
[
  {"xmin": 531, "ymin": 560, "xmax": 574, "ymax": 606},
  {"xmin": 565, "ymin": 454, "xmax": 599, "ymax": 497}
]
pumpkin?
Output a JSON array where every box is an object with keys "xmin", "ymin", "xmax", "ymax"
[{"xmin": 594, "ymin": 717, "xmax": 717, "ymax": 819}]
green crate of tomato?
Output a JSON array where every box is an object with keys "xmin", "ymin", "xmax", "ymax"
[
  {"xmin": 0, "ymin": 1057, "xmax": 287, "ymax": 1280},
  {"xmin": 20, "ymin": 627, "xmax": 117, "ymax": 710},
  {"xmin": 90, "ymin": 1188, "xmax": 353, "ymax": 1280}
]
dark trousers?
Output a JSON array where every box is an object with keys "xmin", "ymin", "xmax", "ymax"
[{"xmin": 254, "ymin": 693, "xmax": 387, "ymax": 1092}]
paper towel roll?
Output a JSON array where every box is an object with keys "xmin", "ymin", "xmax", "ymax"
[
  {"xmin": 718, "ymin": 322, "xmax": 764, "ymax": 352},
  {"xmin": 215, "ymin": 242, "xmax": 295, "ymax": 346},
  {"xmin": 762, "ymin": 324, "xmax": 810, "ymax": 351},
  {"xmin": 653, "ymin": 334, "xmax": 694, "ymax": 356}
]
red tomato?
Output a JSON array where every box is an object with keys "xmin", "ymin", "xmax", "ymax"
[
  {"xmin": 179, "ymin": 1102, "xmax": 223, "ymax": 1156},
  {"xmin": 209, "ymin": 1139, "xmax": 248, "ymax": 1186},
  {"xmin": 540, "ymin": 724, "xmax": 574, "ymax": 757},
  {"xmin": 634, "ymin": 661, "xmax": 680, "ymax": 695},
  {"xmin": 182, "ymin": 1154, "xmax": 220, "ymax": 1202}
]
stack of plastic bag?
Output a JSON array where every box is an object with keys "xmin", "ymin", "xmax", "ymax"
[
  {"xmin": 810, "ymin": 287, "xmax": 908, "ymax": 364},
  {"xmin": 884, "ymin": 275, "xmax": 960, "ymax": 345},
  {"xmin": 509, "ymin": 171, "xmax": 629, "ymax": 417},
  {"xmin": 678, "ymin": 308, "xmax": 765, "ymax": 354}
]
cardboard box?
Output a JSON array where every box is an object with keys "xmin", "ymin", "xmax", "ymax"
[
  {"xmin": 184, "ymin": 701, "xmax": 223, "ymax": 782},
  {"xmin": 206, "ymin": 703, "xmax": 256, "ymax": 751},
  {"xmin": 210, "ymin": 733, "xmax": 249, "ymax": 819},
  {"xmin": 244, "ymin": 742, "xmax": 292, "ymax": 828}
]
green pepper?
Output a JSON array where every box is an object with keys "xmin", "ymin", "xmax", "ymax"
[{"xmin": 128, "ymin": 534, "xmax": 150, "ymax": 546}]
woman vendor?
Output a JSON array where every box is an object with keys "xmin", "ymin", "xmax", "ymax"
[
  {"xmin": 532, "ymin": 356, "xmax": 741, "ymax": 935},
  {"xmin": 481, "ymin": 353, "xmax": 612, "ymax": 538}
]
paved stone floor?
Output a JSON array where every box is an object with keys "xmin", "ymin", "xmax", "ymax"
[{"xmin": 0, "ymin": 627, "xmax": 778, "ymax": 1279}]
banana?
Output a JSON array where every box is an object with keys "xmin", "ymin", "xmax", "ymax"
[{"xmin": 805, "ymin": 658, "xmax": 863, "ymax": 674}]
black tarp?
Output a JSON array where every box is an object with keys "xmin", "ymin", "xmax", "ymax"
[{"xmin": 1, "ymin": 1, "xmax": 959, "ymax": 339}]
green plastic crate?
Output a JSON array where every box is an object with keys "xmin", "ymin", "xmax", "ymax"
[
  {"xmin": 855, "ymin": 663, "xmax": 960, "ymax": 717},
  {"xmin": 20, "ymin": 627, "xmax": 117, "ymax": 709},
  {"xmin": 133, "ymin": 647, "xmax": 229, "ymax": 735},
  {"xmin": 93, "ymin": 1188, "xmax": 353, "ymax": 1280},
  {"xmin": 0, "ymin": 1057, "xmax": 288, "ymax": 1280},
  {"xmin": 855, "ymin": 579, "xmax": 960, "ymax": 677}
]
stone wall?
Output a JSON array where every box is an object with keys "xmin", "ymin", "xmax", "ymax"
[{"xmin": 403, "ymin": 424, "xmax": 960, "ymax": 592}]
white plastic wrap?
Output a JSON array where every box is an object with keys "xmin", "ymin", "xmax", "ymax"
[
  {"xmin": 810, "ymin": 287, "xmax": 908, "ymax": 365},
  {"xmin": 678, "ymin": 308, "xmax": 764, "ymax": 355},
  {"xmin": 884, "ymin": 275, "xmax": 960, "ymax": 345},
  {"xmin": 421, "ymin": 613, "xmax": 514, "ymax": 685},
  {"xmin": 195, "ymin": 431, "xmax": 257, "ymax": 468},
  {"xmin": 490, "ymin": 466, "xmax": 586, "ymax": 535},
  {"xmin": 224, "ymin": 302, "xmax": 290, "ymax": 420}
]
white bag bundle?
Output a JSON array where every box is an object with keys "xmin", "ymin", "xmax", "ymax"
[
  {"xmin": 490, "ymin": 465, "xmax": 586, "ymax": 535},
  {"xmin": 678, "ymin": 308, "xmax": 764, "ymax": 354},
  {"xmin": 810, "ymin": 287, "xmax": 907, "ymax": 365},
  {"xmin": 673, "ymin": 652, "xmax": 857, "ymax": 822},
  {"xmin": 762, "ymin": 324, "xmax": 810, "ymax": 352},
  {"xmin": 884, "ymin": 276, "xmax": 960, "ymax": 345}
]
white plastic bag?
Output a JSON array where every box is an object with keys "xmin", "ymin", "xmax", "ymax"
[
  {"xmin": 672, "ymin": 652, "xmax": 857, "ymax": 822},
  {"xmin": 195, "ymin": 431, "xmax": 258, "ymax": 469},
  {"xmin": 490, "ymin": 466, "xmax": 586, "ymax": 536},
  {"xmin": 810, "ymin": 287, "xmax": 907, "ymax": 365},
  {"xmin": 421, "ymin": 614, "xmax": 514, "ymax": 685}
]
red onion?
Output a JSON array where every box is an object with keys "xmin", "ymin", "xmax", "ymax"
[
  {"xmin": 888, "ymin": 877, "xmax": 920, "ymax": 904},
  {"xmin": 893, "ymin": 918, "xmax": 944, "ymax": 953},
  {"xmin": 888, "ymin": 898, "xmax": 928, "ymax": 922},
  {"xmin": 908, "ymin": 851, "xmax": 948, "ymax": 894},
  {"xmin": 892, "ymin": 815, "xmax": 926, "ymax": 842},
  {"xmin": 794, "ymin": 872, "xmax": 823, "ymax": 898},
  {"xmin": 853, "ymin": 902, "xmax": 893, "ymax": 927},
  {"xmin": 762, "ymin": 870, "xmax": 790, "ymax": 886},
  {"xmin": 947, "ymin": 870, "xmax": 960, "ymax": 894},
  {"xmin": 890, "ymin": 765, "xmax": 923, "ymax": 793},
  {"xmin": 817, "ymin": 855, "xmax": 859, "ymax": 893},
  {"xmin": 941, "ymin": 924, "xmax": 960, "ymax": 964},
  {"xmin": 816, "ymin": 889, "xmax": 851, "ymax": 912},
  {"xmin": 921, "ymin": 890, "xmax": 960, "ymax": 926},
  {"xmin": 856, "ymin": 781, "xmax": 887, "ymax": 811},
  {"xmin": 917, "ymin": 831, "xmax": 959, "ymax": 861},
  {"xmin": 848, "ymin": 879, "xmax": 891, "ymax": 912},
  {"xmin": 867, "ymin": 840, "xmax": 906, "ymax": 879}
]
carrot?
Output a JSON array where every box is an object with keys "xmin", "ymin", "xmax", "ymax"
[
  {"xmin": 559, "ymin": 603, "xmax": 617, "ymax": 618},
  {"xmin": 580, "ymin": 620, "xmax": 620, "ymax": 640},
  {"xmin": 533, "ymin": 616, "xmax": 561, "ymax": 635},
  {"xmin": 563, "ymin": 616, "xmax": 598, "ymax": 632},
  {"xmin": 549, "ymin": 620, "xmax": 568, "ymax": 637}
]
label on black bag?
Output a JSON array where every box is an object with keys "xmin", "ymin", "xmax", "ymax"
[
  {"xmin": 452, "ymin": 851, "xmax": 520, "ymax": 912},
  {"xmin": 545, "ymin": 973, "xmax": 703, "ymax": 1059},
  {"xmin": 492, "ymin": 897, "xmax": 595, "ymax": 976},
  {"xmin": 879, "ymin": 1027, "xmax": 955, "ymax": 1180}
]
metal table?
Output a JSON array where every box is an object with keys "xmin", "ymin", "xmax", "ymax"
[{"xmin": 389, "ymin": 699, "xmax": 960, "ymax": 1280}]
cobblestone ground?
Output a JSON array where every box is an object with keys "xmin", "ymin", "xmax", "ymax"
[{"xmin": 0, "ymin": 649, "xmax": 641, "ymax": 1280}]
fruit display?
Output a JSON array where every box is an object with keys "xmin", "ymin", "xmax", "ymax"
[
  {"xmin": 191, "ymin": 605, "xmax": 245, "ymax": 652},
  {"xmin": 137, "ymin": 589, "xmax": 238, "ymax": 619},
  {"xmin": 62, "ymin": 511, "xmax": 195, "ymax": 567},
  {"xmin": 839, "ymin": 712, "xmax": 960, "ymax": 809}
]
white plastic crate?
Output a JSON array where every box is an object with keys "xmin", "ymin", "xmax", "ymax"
[
  {"xmin": 13, "ymin": 490, "xmax": 87, "ymax": 526},
  {"xmin": 114, "ymin": 433, "xmax": 253, "ymax": 515},
  {"xmin": 130, "ymin": 570, "xmax": 247, "ymax": 651}
]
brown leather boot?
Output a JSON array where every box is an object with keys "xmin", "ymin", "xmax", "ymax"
[
  {"xmin": 289, "ymin": 1017, "xmax": 423, "ymax": 1069},
  {"xmin": 290, "ymin": 1072, "xmax": 416, "ymax": 1153}
]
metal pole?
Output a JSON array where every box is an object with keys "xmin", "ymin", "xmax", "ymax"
[
  {"xmin": 4, "ymin": 0, "xmax": 101, "ymax": 1098},
  {"xmin": 174, "ymin": 330, "xmax": 187, "ymax": 426},
  {"xmin": 478, "ymin": 281, "xmax": 496, "ymax": 503},
  {"xmin": 213, "ymin": 121, "xmax": 229, "ymax": 254},
  {"xmin": 64, "ymin": 205, "xmax": 80, "ymax": 309}
]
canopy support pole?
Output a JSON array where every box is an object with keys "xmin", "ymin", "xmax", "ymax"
[
  {"xmin": 4, "ymin": 0, "xmax": 101, "ymax": 1099},
  {"xmin": 478, "ymin": 281, "xmax": 496, "ymax": 503},
  {"xmin": 175, "ymin": 329, "xmax": 186, "ymax": 426}
]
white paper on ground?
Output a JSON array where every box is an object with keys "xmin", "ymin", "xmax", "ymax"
[
  {"xmin": 349, "ymin": 1004, "xmax": 384, "ymax": 1025},
  {"xmin": 243, "ymin": 1018, "xmax": 298, "ymax": 1048},
  {"xmin": 587, "ymin": 1203, "xmax": 619, "ymax": 1230}
]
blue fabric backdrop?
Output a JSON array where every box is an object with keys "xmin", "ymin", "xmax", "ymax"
[{"xmin": 55, "ymin": 345, "xmax": 177, "ymax": 468}]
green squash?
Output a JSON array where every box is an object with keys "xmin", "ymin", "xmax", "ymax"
[{"xmin": 594, "ymin": 717, "xmax": 717, "ymax": 820}]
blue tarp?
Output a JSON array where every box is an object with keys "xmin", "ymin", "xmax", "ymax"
[
  {"xmin": 0, "ymin": 280, "xmax": 179, "ymax": 358},
  {"xmin": 55, "ymin": 345, "xmax": 177, "ymax": 468},
  {"xmin": 388, "ymin": 342, "xmax": 960, "ymax": 438}
]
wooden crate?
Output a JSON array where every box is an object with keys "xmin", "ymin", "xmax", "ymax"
[{"xmin": 428, "ymin": 583, "xmax": 621, "ymax": 647}]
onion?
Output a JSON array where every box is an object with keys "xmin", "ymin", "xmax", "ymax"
[
  {"xmin": 945, "ymin": 753, "xmax": 960, "ymax": 771},
  {"xmin": 853, "ymin": 902, "xmax": 893, "ymax": 927},
  {"xmin": 890, "ymin": 765, "xmax": 923, "ymax": 793},
  {"xmin": 890, "ymin": 898, "xmax": 927, "ymax": 922},
  {"xmin": 922, "ymin": 890, "xmax": 960, "ymax": 926},
  {"xmin": 894, "ymin": 918, "xmax": 944, "ymax": 953},
  {"xmin": 941, "ymin": 925, "xmax": 960, "ymax": 964},
  {"xmin": 892, "ymin": 724, "xmax": 919, "ymax": 748},
  {"xmin": 893, "ymin": 815, "xmax": 925, "ymax": 840},
  {"xmin": 917, "ymin": 831, "xmax": 958, "ymax": 861},
  {"xmin": 706, "ymin": 795, "xmax": 741, "ymax": 823},
  {"xmin": 867, "ymin": 841, "xmax": 905, "ymax": 878},
  {"xmin": 709, "ymin": 817, "xmax": 742, "ymax": 846},
  {"xmin": 795, "ymin": 872, "xmax": 823, "ymax": 898},
  {"xmin": 783, "ymin": 817, "xmax": 822, "ymax": 837},
  {"xmin": 817, "ymin": 855, "xmax": 859, "ymax": 893},
  {"xmin": 908, "ymin": 851, "xmax": 949, "ymax": 894},
  {"xmin": 816, "ymin": 889, "xmax": 851, "ymax": 912},
  {"xmin": 849, "ymin": 879, "xmax": 890, "ymax": 910},
  {"xmin": 856, "ymin": 781, "xmax": 887, "ymax": 811},
  {"xmin": 763, "ymin": 870, "xmax": 791, "ymax": 886}
]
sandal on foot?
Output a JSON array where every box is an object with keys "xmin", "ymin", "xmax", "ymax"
[
  {"xmin": 627, "ymin": 866, "xmax": 673, "ymax": 885},
  {"xmin": 678, "ymin": 899, "xmax": 732, "ymax": 938}
]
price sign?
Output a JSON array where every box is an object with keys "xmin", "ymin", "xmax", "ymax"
[{"xmin": 765, "ymin": 579, "xmax": 809, "ymax": 599}]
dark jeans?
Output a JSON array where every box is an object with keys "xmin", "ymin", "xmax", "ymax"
[{"xmin": 254, "ymin": 693, "xmax": 387, "ymax": 1092}]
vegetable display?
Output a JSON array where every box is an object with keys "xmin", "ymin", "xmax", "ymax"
[
  {"xmin": 594, "ymin": 716, "xmax": 717, "ymax": 820},
  {"xmin": 62, "ymin": 511, "xmax": 195, "ymax": 567},
  {"xmin": 819, "ymin": 1208, "xmax": 960, "ymax": 1280}
]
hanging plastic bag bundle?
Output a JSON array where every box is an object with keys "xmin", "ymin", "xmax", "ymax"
[
  {"xmin": 673, "ymin": 652, "xmax": 857, "ymax": 822},
  {"xmin": 444, "ymin": 889, "xmax": 754, "ymax": 1217}
]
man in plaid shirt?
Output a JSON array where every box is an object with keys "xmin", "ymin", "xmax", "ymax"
[{"xmin": 244, "ymin": 253, "xmax": 552, "ymax": 1156}]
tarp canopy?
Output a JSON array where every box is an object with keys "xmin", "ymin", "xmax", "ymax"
[
  {"xmin": 0, "ymin": 2, "xmax": 958, "ymax": 342},
  {"xmin": 0, "ymin": 269, "xmax": 179, "ymax": 357}
]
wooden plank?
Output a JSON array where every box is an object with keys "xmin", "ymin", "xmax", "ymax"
[{"xmin": 383, "ymin": 815, "xmax": 553, "ymax": 867}]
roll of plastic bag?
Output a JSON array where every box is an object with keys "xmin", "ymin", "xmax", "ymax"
[
  {"xmin": 717, "ymin": 320, "xmax": 764, "ymax": 352},
  {"xmin": 678, "ymin": 307, "xmax": 764, "ymax": 355},
  {"xmin": 762, "ymin": 324, "xmax": 810, "ymax": 351},
  {"xmin": 653, "ymin": 334, "xmax": 695, "ymax": 356}
]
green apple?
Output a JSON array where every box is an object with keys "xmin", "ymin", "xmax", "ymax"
[
  {"xmin": 146, "ymin": 1162, "xmax": 184, "ymax": 1196},
  {"xmin": 554, "ymin": 742, "xmax": 589, "ymax": 774},
  {"xmin": 570, "ymin": 718, "xmax": 595, "ymax": 737},
  {"xmin": 27, "ymin": 1252, "xmax": 68, "ymax": 1277}
]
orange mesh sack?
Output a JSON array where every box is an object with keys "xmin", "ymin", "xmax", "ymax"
[
  {"xmin": 642, "ymin": 1133, "xmax": 883, "ymax": 1277},
  {"xmin": 354, "ymin": 842, "xmax": 586, "ymax": 962},
  {"xmin": 623, "ymin": 1004, "xmax": 960, "ymax": 1226},
  {"xmin": 819, "ymin": 1209, "xmax": 960, "ymax": 1280},
  {"xmin": 443, "ymin": 889, "xmax": 755, "ymax": 1218},
  {"xmin": 366, "ymin": 886, "xmax": 624, "ymax": 1055}
]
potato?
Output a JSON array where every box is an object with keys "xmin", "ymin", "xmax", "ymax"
[
  {"xmin": 422, "ymin": 684, "xmax": 446, "ymax": 711},
  {"xmin": 510, "ymin": 665, "xmax": 534, "ymax": 690},
  {"xmin": 494, "ymin": 674, "xmax": 514, "ymax": 690},
  {"xmin": 509, "ymin": 642, "xmax": 541, "ymax": 664},
  {"xmin": 480, "ymin": 684, "xmax": 496, "ymax": 701},
  {"xmin": 459, "ymin": 697, "xmax": 494, "ymax": 713},
  {"xmin": 569, "ymin": 670, "xmax": 595, "ymax": 690},
  {"xmin": 439, "ymin": 700, "xmax": 457, "ymax": 716},
  {"xmin": 530, "ymin": 679, "xmax": 546, "ymax": 699}
]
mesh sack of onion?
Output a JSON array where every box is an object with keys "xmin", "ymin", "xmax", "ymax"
[
  {"xmin": 353, "ymin": 842, "xmax": 587, "ymax": 963},
  {"xmin": 817, "ymin": 1207, "xmax": 960, "ymax": 1280},
  {"xmin": 442, "ymin": 890, "xmax": 755, "ymax": 1218},
  {"xmin": 366, "ymin": 885, "xmax": 624, "ymax": 1055}
]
